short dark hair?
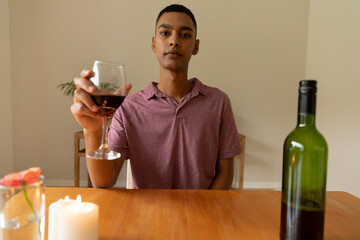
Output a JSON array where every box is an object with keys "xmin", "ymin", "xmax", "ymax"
[{"xmin": 156, "ymin": 4, "xmax": 197, "ymax": 29}]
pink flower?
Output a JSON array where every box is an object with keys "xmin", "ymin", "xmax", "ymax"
[{"xmin": 0, "ymin": 167, "xmax": 41, "ymax": 186}]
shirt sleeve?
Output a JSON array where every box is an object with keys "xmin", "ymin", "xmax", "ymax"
[{"xmin": 217, "ymin": 95, "xmax": 242, "ymax": 160}]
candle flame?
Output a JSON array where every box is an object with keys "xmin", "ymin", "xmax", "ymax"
[
  {"xmin": 42, "ymin": 193, "xmax": 45, "ymax": 201},
  {"xmin": 76, "ymin": 194, "xmax": 82, "ymax": 211},
  {"xmin": 65, "ymin": 195, "xmax": 70, "ymax": 201}
]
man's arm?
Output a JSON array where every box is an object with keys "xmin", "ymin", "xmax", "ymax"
[
  {"xmin": 84, "ymin": 129, "xmax": 126, "ymax": 188},
  {"xmin": 209, "ymin": 157, "xmax": 234, "ymax": 190},
  {"xmin": 71, "ymin": 68, "xmax": 127, "ymax": 188}
]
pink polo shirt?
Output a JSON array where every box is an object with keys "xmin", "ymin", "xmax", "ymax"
[{"xmin": 108, "ymin": 78, "xmax": 241, "ymax": 189}]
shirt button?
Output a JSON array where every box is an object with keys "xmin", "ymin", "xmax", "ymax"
[{"xmin": 167, "ymin": 97, "xmax": 171, "ymax": 101}]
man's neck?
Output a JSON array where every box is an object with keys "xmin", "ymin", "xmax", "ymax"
[{"xmin": 157, "ymin": 70, "xmax": 193, "ymax": 104}]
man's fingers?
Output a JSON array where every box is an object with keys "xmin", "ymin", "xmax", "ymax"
[
  {"xmin": 126, "ymin": 83, "xmax": 133, "ymax": 95},
  {"xmin": 74, "ymin": 88, "xmax": 99, "ymax": 112},
  {"xmin": 115, "ymin": 83, "xmax": 133, "ymax": 95},
  {"xmin": 70, "ymin": 68, "xmax": 103, "ymax": 133},
  {"xmin": 80, "ymin": 68, "xmax": 95, "ymax": 78},
  {"xmin": 71, "ymin": 102, "xmax": 100, "ymax": 119},
  {"xmin": 74, "ymin": 77, "xmax": 97, "ymax": 94},
  {"xmin": 71, "ymin": 102, "xmax": 102, "ymax": 132}
]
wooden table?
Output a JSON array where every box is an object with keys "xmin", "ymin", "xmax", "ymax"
[{"xmin": 44, "ymin": 188, "xmax": 360, "ymax": 240}]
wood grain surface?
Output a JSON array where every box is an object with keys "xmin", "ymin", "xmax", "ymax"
[{"xmin": 44, "ymin": 188, "xmax": 360, "ymax": 240}]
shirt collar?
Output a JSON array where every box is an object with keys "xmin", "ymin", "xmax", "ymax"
[{"xmin": 143, "ymin": 78, "xmax": 207, "ymax": 100}]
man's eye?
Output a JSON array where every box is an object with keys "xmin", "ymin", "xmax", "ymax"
[
  {"xmin": 181, "ymin": 33, "xmax": 191, "ymax": 38},
  {"xmin": 160, "ymin": 31, "xmax": 169, "ymax": 36}
]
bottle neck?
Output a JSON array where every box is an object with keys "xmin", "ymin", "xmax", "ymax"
[
  {"xmin": 297, "ymin": 113, "xmax": 316, "ymax": 127},
  {"xmin": 297, "ymin": 94, "xmax": 316, "ymax": 127}
]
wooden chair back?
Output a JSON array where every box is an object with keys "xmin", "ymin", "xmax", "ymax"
[{"xmin": 234, "ymin": 133, "xmax": 246, "ymax": 190}]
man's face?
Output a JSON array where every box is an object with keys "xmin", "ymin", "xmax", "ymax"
[{"xmin": 152, "ymin": 12, "xmax": 199, "ymax": 73}]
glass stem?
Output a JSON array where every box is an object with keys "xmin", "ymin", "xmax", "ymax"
[{"xmin": 99, "ymin": 114, "xmax": 111, "ymax": 152}]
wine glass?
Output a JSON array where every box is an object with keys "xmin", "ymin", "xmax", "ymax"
[{"xmin": 86, "ymin": 60, "xmax": 127, "ymax": 160}]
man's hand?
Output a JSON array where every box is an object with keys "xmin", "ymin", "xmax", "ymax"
[
  {"xmin": 71, "ymin": 68, "xmax": 102, "ymax": 134},
  {"xmin": 70, "ymin": 68, "xmax": 132, "ymax": 153},
  {"xmin": 71, "ymin": 68, "xmax": 132, "ymax": 133}
]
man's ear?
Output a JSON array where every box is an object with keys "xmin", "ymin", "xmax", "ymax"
[
  {"xmin": 192, "ymin": 39, "xmax": 200, "ymax": 55},
  {"xmin": 151, "ymin": 36, "xmax": 156, "ymax": 53}
]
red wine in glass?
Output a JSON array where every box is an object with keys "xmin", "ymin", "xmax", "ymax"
[{"xmin": 90, "ymin": 95, "xmax": 126, "ymax": 116}]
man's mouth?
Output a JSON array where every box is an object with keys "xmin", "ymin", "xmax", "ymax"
[{"xmin": 165, "ymin": 50, "xmax": 182, "ymax": 57}]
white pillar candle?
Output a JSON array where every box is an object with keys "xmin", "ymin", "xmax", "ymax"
[
  {"xmin": 58, "ymin": 195, "xmax": 99, "ymax": 240},
  {"xmin": 48, "ymin": 196, "xmax": 74, "ymax": 240}
]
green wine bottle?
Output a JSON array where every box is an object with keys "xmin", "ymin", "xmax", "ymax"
[{"xmin": 280, "ymin": 80, "xmax": 328, "ymax": 240}]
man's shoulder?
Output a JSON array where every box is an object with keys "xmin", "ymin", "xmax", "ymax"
[
  {"xmin": 193, "ymin": 78, "xmax": 229, "ymax": 100},
  {"xmin": 126, "ymin": 90, "xmax": 146, "ymax": 99},
  {"xmin": 125, "ymin": 82, "xmax": 155, "ymax": 102}
]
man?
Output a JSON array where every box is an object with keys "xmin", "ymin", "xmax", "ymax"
[{"xmin": 71, "ymin": 4, "xmax": 241, "ymax": 189}]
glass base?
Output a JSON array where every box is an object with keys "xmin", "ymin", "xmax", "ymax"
[{"xmin": 86, "ymin": 149, "xmax": 121, "ymax": 160}]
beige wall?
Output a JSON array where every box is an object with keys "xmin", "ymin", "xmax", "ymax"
[
  {"xmin": 4, "ymin": 0, "xmax": 357, "ymax": 196},
  {"xmin": 0, "ymin": 0, "xmax": 13, "ymax": 177},
  {"xmin": 305, "ymin": 0, "xmax": 360, "ymax": 196},
  {"xmin": 5, "ymin": 0, "xmax": 308, "ymax": 187}
]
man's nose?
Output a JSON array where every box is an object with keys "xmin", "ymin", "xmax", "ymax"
[{"xmin": 169, "ymin": 36, "xmax": 180, "ymax": 47}]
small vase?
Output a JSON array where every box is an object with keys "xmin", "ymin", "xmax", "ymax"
[{"xmin": 0, "ymin": 175, "xmax": 45, "ymax": 240}]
